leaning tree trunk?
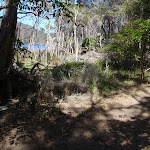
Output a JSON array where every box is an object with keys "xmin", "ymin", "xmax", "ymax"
[{"xmin": 0, "ymin": 0, "xmax": 18, "ymax": 105}]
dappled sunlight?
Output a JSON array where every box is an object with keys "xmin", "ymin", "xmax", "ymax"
[
  {"xmin": 59, "ymin": 93, "xmax": 93, "ymax": 117},
  {"xmin": 0, "ymin": 85, "xmax": 150, "ymax": 150},
  {"xmin": 72, "ymin": 129, "xmax": 93, "ymax": 139},
  {"xmin": 96, "ymin": 121, "xmax": 111, "ymax": 132},
  {"xmin": 35, "ymin": 130, "xmax": 46, "ymax": 142},
  {"xmin": 120, "ymin": 139, "xmax": 132, "ymax": 147}
]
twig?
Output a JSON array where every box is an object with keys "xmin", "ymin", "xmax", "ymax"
[{"xmin": 145, "ymin": 68, "xmax": 150, "ymax": 72}]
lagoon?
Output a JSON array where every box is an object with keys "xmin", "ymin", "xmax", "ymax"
[{"xmin": 23, "ymin": 44, "xmax": 55, "ymax": 50}]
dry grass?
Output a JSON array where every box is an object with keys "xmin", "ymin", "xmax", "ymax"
[{"xmin": 38, "ymin": 79, "xmax": 88, "ymax": 102}]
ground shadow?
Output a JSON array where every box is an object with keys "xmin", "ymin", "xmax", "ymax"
[{"xmin": 0, "ymin": 93, "xmax": 150, "ymax": 150}]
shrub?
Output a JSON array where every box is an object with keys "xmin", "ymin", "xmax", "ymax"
[{"xmin": 81, "ymin": 37, "xmax": 97, "ymax": 48}]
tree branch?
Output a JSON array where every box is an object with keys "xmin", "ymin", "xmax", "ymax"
[{"xmin": 18, "ymin": 11, "xmax": 37, "ymax": 16}]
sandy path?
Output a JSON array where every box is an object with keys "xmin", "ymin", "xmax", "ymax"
[{"xmin": 60, "ymin": 84, "xmax": 150, "ymax": 121}]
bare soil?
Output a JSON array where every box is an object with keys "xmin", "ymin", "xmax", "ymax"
[{"xmin": 0, "ymin": 84, "xmax": 150, "ymax": 150}]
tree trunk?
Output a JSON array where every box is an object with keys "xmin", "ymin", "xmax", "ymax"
[
  {"xmin": 0, "ymin": 0, "xmax": 18, "ymax": 105},
  {"xmin": 140, "ymin": 41, "xmax": 147, "ymax": 80}
]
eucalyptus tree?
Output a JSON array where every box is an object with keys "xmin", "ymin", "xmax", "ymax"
[{"xmin": 54, "ymin": 0, "xmax": 127, "ymax": 53}]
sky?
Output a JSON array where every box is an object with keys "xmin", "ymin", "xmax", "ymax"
[
  {"xmin": 0, "ymin": 0, "xmax": 56, "ymax": 32},
  {"xmin": 18, "ymin": 12, "xmax": 54, "ymax": 31},
  {"xmin": 0, "ymin": 0, "xmax": 79, "ymax": 31},
  {"xmin": 19, "ymin": 0, "xmax": 77, "ymax": 31}
]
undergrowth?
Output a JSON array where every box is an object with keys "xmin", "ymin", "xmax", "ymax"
[{"xmin": 12, "ymin": 60, "xmax": 150, "ymax": 102}]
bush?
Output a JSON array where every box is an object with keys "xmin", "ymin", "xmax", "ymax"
[
  {"xmin": 104, "ymin": 43, "xmax": 140, "ymax": 70},
  {"xmin": 81, "ymin": 37, "xmax": 97, "ymax": 48},
  {"xmin": 50, "ymin": 62, "xmax": 84, "ymax": 81}
]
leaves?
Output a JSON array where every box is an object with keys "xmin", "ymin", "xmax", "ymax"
[
  {"xmin": 124, "ymin": 0, "xmax": 150, "ymax": 20},
  {"xmin": 117, "ymin": 19, "xmax": 150, "ymax": 43},
  {"xmin": 18, "ymin": 0, "xmax": 71, "ymax": 19},
  {"xmin": 106, "ymin": 19, "xmax": 150, "ymax": 64},
  {"xmin": 81, "ymin": 37, "xmax": 97, "ymax": 48}
]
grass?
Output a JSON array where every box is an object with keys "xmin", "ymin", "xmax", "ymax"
[{"xmin": 12, "ymin": 58, "xmax": 150, "ymax": 102}]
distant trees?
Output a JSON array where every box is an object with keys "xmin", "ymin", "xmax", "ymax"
[
  {"xmin": 53, "ymin": 0, "xmax": 128, "ymax": 54},
  {"xmin": 17, "ymin": 22, "xmax": 47, "ymax": 44},
  {"xmin": 125, "ymin": 0, "xmax": 150, "ymax": 20},
  {"xmin": 44, "ymin": 0, "xmax": 130, "ymax": 65}
]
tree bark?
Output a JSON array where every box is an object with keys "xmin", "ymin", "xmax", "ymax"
[
  {"xmin": 140, "ymin": 41, "xmax": 147, "ymax": 80},
  {"xmin": 0, "ymin": 0, "xmax": 18, "ymax": 104}
]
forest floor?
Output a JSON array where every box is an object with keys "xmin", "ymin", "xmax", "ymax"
[{"xmin": 0, "ymin": 83, "xmax": 150, "ymax": 150}]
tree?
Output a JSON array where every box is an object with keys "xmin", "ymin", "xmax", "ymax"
[
  {"xmin": 0, "ymin": 0, "xmax": 18, "ymax": 104},
  {"xmin": 107, "ymin": 19, "xmax": 150, "ymax": 80},
  {"xmin": 0, "ymin": 0, "xmax": 70, "ymax": 104},
  {"xmin": 124, "ymin": 0, "xmax": 150, "ymax": 21}
]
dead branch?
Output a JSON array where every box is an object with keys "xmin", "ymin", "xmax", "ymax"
[
  {"xmin": 30, "ymin": 62, "xmax": 54, "ymax": 74},
  {"xmin": 145, "ymin": 68, "xmax": 150, "ymax": 72}
]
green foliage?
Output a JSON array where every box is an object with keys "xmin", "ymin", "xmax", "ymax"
[
  {"xmin": 83, "ymin": 61, "xmax": 121, "ymax": 93},
  {"xmin": 81, "ymin": 37, "xmax": 97, "ymax": 48},
  {"xmin": 116, "ymin": 19, "xmax": 150, "ymax": 43},
  {"xmin": 105, "ymin": 19, "xmax": 150, "ymax": 63},
  {"xmin": 124, "ymin": 0, "xmax": 150, "ymax": 20},
  {"xmin": 63, "ymin": 62, "xmax": 84, "ymax": 70},
  {"xmin": 84, "ymin": 13, "xmax": 92, "ymax": 16},
  {"xmin": 89, "ymin": 80, "xmax": 95, "ymax": 93},
  {"xmin": 50, "ymin": 62, "xmax": 84, "ymax": 81},
  {"xmin": 41, "ymin": 61, "xmax": 150, "ymax": 101},
  {"xmin": 97, "ymin": 74, "xmax": 120, "ymax": 92},
  {"xmin": 23, "ymin": 64, "xmax": 34, "ymax": 69},
  {"xmin": 104, "ymin": 19, "xmax": 150, "ymax": 79},
  {"xmin": 94, "ymin": 60, "xmax": 107, "ymax": 71},
  {"xmin": 93, "ymin": 62, "xmax": 120, "ymax": 92}
]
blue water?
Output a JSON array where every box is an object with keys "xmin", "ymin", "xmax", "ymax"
[{"xmin": 23, "ymin": 44, "xmax": 47, "ymax": 50}]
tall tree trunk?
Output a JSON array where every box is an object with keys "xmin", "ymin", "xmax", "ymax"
[
  {"xmin": 0, "ymin": 0, "xmax": 18, "ymax": 104},
  {"xmin": 140, "ymin": 41, "xmax": 147, "ymax": 80}
]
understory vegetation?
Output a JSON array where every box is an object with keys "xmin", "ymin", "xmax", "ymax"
[{"xmin": 12, "ymin": 57, "xmax": 150, "ymax": 103}]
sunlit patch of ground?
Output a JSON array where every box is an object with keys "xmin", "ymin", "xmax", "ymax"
[
  {"xmin": 59, "ymin": 93, "xmax": 93, "ymax": 117},
  {"xmin": 58, "ymin": 84, "xmax": 150, "ymax": 121}
]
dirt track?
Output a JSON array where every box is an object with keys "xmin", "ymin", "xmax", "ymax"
[
  {"xmin": 0, "ymin": 84, "xmax": 150, "ymax": 150},
  {"xmin": 60, "ymin": 84, "xmax": 150, "ymax": 120}
]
